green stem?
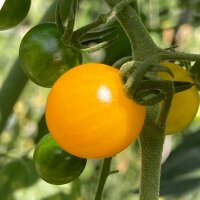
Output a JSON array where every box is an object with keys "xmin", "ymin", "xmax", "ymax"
[
  {"xmin": 62, "ymin": 0, "xmax": 78, "ymax": 45},
  {"xmin": 139, "ymin": 81, "xmax": 173, "ymax": 200},
  {"xmin": 139, "ymin": 115, "xmax": 165, "ymax": 200},
  {"xmin": 105, "ymin": 0, "xmax": 161, "ymax": 61},
  {"xmin": 55, "ymin": 0, "xmax": 64, "ymax": 34},
  {"xmin": 161, "ymin": 50, "xmax": 200, "ymax": 62},
  {"xmin": 94, "ymin": 157, "xmax": 112, "ymax": 200},
  {"xmin": 142, "ymin": 50, "xmax": 200, "ymax": 64}
]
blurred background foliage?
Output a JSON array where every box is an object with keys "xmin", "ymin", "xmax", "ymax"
[{"xmin": 0, "ymin": 0, "xmax": 200, "ymax": 199}]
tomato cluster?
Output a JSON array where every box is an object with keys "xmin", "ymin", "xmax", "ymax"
[{"xmin": 17, "ymin": 1, "xmax": 199, "ymax": 185}]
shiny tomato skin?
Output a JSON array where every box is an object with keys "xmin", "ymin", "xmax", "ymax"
[
  {"xmin": 160, "ymin": 62, "xmax": 200, "ymax": 134},
  {"xmin": 19, "ymin": 23, "xmax": 82, "ymax": 87},
  {"xmin": 33, "ymin": 134, "xmax": 87, "ymax": 185},
  {"xmin": 0, "ymin": 0, "xmax": 31, "ymax": 30},
  {"xmin": 45, "ymin": 63, "xmax": 146, "ymax": 159}
]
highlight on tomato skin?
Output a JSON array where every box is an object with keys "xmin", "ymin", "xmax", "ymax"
[
  {"xmin": 159, "ymin": 62, "xmax": 200, "ymax": 135},
  {"xmin": 45, "ymin": 63, "xmax": 146, "ymax": 159}
]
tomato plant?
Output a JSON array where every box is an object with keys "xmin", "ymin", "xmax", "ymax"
[
  {"xmin": 2, "ymin": 0, "xmax": 200, "ymax": 199},
  {"xmin": 159, "ymin": 62, "xmax": 200, "ymax": 134},
  {"xmin": 45, "ymin": 63, "xmax": 146, "ymax": 159},
  {"xmin": 33, "ymin": 134, "xmax": 87, "ymax": 185},
  {"xmin": 0, "ymin": 0, "xmax": 31, "ymax": 30},
  {"xmin": 19, "ymin": 23, "xmax": 82, "ymax": 87}
]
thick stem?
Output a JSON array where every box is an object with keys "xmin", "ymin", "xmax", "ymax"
[
  {"xmin": 94, "ymin": 157, "xmax": 112, "ymax": 200},
  {"xmin": 139, "ymin": 84, "xmax": 173, "ymax": 200},
  {"xmin": 138, "ymin": 106, "xmax": 165, "ymax": 200},
  {"xmin": 105, "ymin": 0, "xmax": 161, "ymax": 61}
]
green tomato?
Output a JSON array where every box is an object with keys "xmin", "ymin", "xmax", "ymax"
[
  {"xmin": 33, "ymin": 134, "xmax": 87, "ymax": 185},
  {"xmin": 19, "ymin": 23, "xmax": 82, "ymax": 87},
  {"xmin": 0, "ymin": 0, "xmax": 31, "ymax": 30}
]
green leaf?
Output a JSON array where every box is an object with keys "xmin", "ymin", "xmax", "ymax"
[
  {"xmin": 0, "ymin": 0, "xmax": 31, "ymax": 30},
  {"xmin": 160, "ymin": 129, "xmax": 200, "ymax": 196},
  {"xmin": 0, "ymin": 157, "xmax": 39, "ymax": 199},
  {"xmin": 79, "ymin": 26, "xmax": 119, "ymax": 43},
  {"xmin": 173, "ymin": 81, "xmax": 194, "ymax": 94},
  {"xmin": 103, "ymin": 26, "xmax": 131, "ymax": 65},
  {"xmin": 160, "ymin": 177, "xmax": 200, "ymax": 196}
]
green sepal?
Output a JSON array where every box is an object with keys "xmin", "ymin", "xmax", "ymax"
[
  {"xmin": 70, "ymin": 0, "xmax": 134, "ymax": 51},
  {"xmin": 78, "ymin": 26, "xmax": 119, "ymax": 43},
  {"xmin": 74, "ymin": 36, "xmax": 118, "ymax": 53},
  {"xmin": 173, "ymin": 80, "xmax": 194, "ymax": 93},
  {"xmin": 151, "ymin": 64, "xmax": 174, "ymax": 77},
  {"xmin": 189, "ymin": 61, "xmax": 200, "ymax": 90},
  {"xmin": 124, "ymin": 78, "xmax": 169, "ymax": 106},
  {"xmin": 113, "ymin": 56, "xmax": 132, "ymax": 68},
  {"xmin": 164, "ymin": 45, "xmax": 179, "ymax": 51},
  {"xmin": 125, "ymin": 78, "xmax": 194, "ymax": 106}
]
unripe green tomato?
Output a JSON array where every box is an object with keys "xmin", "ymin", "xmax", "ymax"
[
  {"xmin": 0, "ymin": 0, "xmax": 31, "ymax": 30},
  {"xmin": 33, "ymin": 134, "xmax": 87, "ymax": 185},
  {"xmin": 19, "ymin": 23, "xmax": 82, "ymax": 87}
]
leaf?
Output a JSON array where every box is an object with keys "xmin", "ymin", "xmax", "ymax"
[
  {"xmin": 160, "ymin": 128, "xmax": 200, "ymax": 196},
  {"xmin": 79, "ymin": 26, "xmax": 119, "ymax": 43},
  {"xmin": 160, "ymin": 177, "xmax": 200, "ymax": 196},
  {"xmin": 161, "ymin": 146, "xmax": 200, "ymax": 180},
  {"xmin": 103, "ymin": 25, "xmax": 132, "ymax": 64},
  {"xmin": 173, "ymin": 80, "xmax": 194, "ymax": 93},
  {"xmin": 0, "ymin": 157, "xmax": 39, "ymax": 199}
]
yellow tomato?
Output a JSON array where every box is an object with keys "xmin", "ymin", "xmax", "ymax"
[
  {"xmin": 45, "ymin": 63, "xmax": 146, "ymax": 159},
  {"xmin": 159, "ymin": 62, "xmax": 200, "ymax": 134}
]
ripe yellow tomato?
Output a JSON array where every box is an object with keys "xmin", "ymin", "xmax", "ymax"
[
  {"xmin": 159, "ymin": 62, "xmax": 200, "ymax": 134},
  {"xmin": 45, "ymin": 63, "xmax": 146, "ymax": 159}
]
